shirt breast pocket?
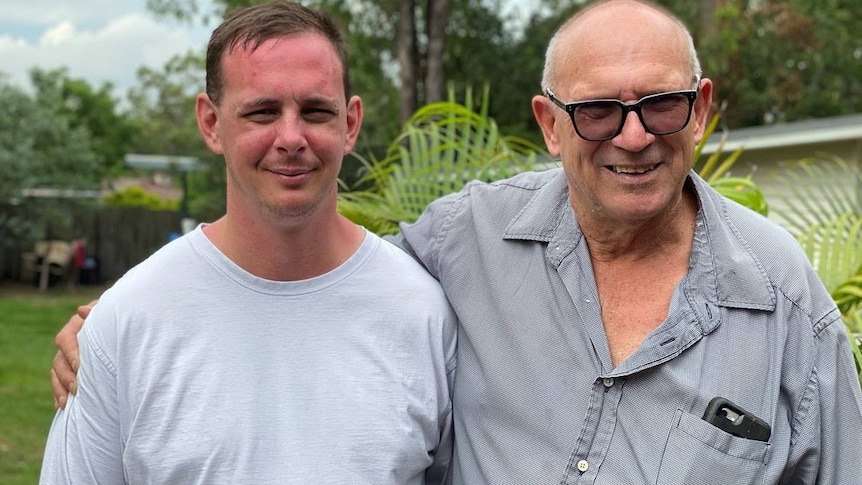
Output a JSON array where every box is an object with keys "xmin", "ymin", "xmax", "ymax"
[{"xmin": 656, "ymin": 408, "xmax": 770, "ymax": 485}]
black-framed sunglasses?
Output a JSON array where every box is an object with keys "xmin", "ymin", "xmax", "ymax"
[{"xmin": 545, "ymin": 86, "xmax": 699, "ymax": 142}]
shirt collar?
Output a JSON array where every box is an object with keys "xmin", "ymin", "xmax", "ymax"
[{"xmin": 503, "ymin": 169, "xmax": 775, "ymax": 311}]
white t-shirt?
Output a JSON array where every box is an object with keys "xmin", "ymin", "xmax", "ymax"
[{"xmin": 41, "ymin": 226, "xmax": 456, "ymax": 485}]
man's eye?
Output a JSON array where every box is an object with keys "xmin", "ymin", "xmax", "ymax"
[
  {"xmin": 304, "ymin": 108, "xmax": 336, "ymax": 122},
  {"xmin": 577, "ymin": 104, "xmax": 616, "ymax": 121},
  {"xmin": 245, "ymin": 109, "xmax": 278, "ymax": 121}
]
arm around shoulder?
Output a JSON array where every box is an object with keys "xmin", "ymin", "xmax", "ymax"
[
  {"xmin": 51, "ymin": 299, "xmax": 97, "ymax": 409},
  {"xmin": 41, "ymin": 305, "xmax": 124, "ymax": 484}
]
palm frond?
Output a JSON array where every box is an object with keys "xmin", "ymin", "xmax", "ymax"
[
  {"xmin": 768, "ymin": 157, "xmax": 862, "ymax": 293},
  {"xmin": 768, "ymin": 156, "xmax": 860, "ymax": 236},
  {"xmin": 710, "ymin": 176, "xmax": 769, "ymax": 216},
  {"xmin": 833, "ymin": 264, "xmax": 862, "ymax": 320},
  {"xmin": 694, "ymin": 112, "xmax": 743, "ymax": 182},
  {"xmin": 694, "ymin": 112, "xmax": 768, "ymax": 216},
  {"xmin": 847, "ymin": 310, "xmax": 862, "ymax": 386},
  {"xmin": 338, "ymin": 88, "xmax": 545, "ymax": 235}
]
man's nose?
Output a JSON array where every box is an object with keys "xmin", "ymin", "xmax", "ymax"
[
  {"xmin": 274, "ymin": 116, "xmax": 307, "ymax": 154},
  {"xmin": 612, "ymin": 110, "xmax": 653, "ymax": 152}
]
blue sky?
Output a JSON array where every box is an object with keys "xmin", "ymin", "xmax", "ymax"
[{"xmin": 0, "ymin": 0, "xmax": 218, "ymax": 99}]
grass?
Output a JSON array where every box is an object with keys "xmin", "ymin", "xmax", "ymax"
[{"xmin": 0, "ymin": 282, "xmax": 106, "ymax": 485}]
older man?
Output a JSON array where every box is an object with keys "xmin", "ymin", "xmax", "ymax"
[{"xmin": 393, "ymin": 1, "xmax": 862, "ymax": 483}]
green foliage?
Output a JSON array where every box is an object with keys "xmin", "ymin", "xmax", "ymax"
[
  {"xmin": 315, "ymin": 0, "xmax": 401, "ymax": 156},
  {"xmin": 126, "ymin": 52, "xmax": 206, "ymax": 157},
  {"xmin": 657, "ymin": 0, "xmax": 862, "ymax": 127},
  {"xmin": 0, "ymin": 81, "xmax": 101, "ymax": 191},
  {"xmin": 694, "ymin": 112, "xmax": 769, "ymax": 216},
  {"xmin": 0, "ymin": 83, "xmax": 38, "ymax": 202},
  {"xmin": 0, "ymin": 78, "xmax": 102, "ymax": 246},
  {"xmin": 102, "ymin": 186, "xmax": 179, "ymax": 211},
  {"xmin": 141, "ymin": 0, "xmax": 862, "ymax": 155},
  {"xmin": 833, "ymin": 264, "xmax": 862, "ymax": 321},
  {"xmin": 848, "ymin": 311, "xmax": 862, "ymax": 385},
  {"xmin": 338, "ymin": 88, "xmax": 543, "ymax": 235},
  {"xmin": 186, "ymin": 162, "xmax": 227, "ymax": 223},
  {"xmin": 30, "ymin": 68, "xmax": 135, "ymax": 178},
  {"xmin": 496, "ymin": 2, "xmax": 583, "ymax": 145}
]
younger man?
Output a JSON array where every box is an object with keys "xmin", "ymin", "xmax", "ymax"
[{"xmin": 40, "ymin": 2, "xmax": 455, "ymax": 483}]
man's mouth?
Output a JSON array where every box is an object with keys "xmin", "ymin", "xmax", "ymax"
[
  {"xmin": 610, "ymin": 164, "xmax": 658, "ymax": 174},
  {"xmin": 269, "ymin": 167, "xmax": 312, "ymax": 177}
]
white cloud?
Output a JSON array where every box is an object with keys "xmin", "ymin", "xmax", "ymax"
[
  {"xmin": 41, "ymin": 21, "xmax": 77, "ymax": 46},
  {"xmin": 0, "ymin": 0, "xmax": 215, "ymax": 100},
  {"xmin": 0, "ymin": 0, "xmax": 147, "ymax": 28}
]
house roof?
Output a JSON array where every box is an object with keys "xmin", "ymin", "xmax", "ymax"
[{"xmin": 700, "ymin": 113, "xmax": 862, "ymax": 154}]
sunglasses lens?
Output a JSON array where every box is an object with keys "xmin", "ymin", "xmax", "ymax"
[
  {"xmin": 573, "ymin": 102, "xmax": 623, "ymax": 141},
  {"xmin": 640, "ymin": 93, "xmax": 694, "ymax": 135}
]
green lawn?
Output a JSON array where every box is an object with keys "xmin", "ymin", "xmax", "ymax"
[{"xmin": 0, "ymin": 284, "xmax": 105, "ymax": 485}]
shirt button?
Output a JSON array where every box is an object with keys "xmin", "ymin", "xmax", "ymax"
[
  {"xmin": 577, "ymin": 459, "xmax": 589, "ymax": 472},
  {"xmin": 602, "ymin": 377, "xmax": 615, "ymax": 388}
]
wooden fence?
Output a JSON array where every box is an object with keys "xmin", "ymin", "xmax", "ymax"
[{"xmin": 0, "ymin": 205, "xmax": 182, "ymax": 287}]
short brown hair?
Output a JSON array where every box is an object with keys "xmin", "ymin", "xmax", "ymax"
[{"xmin": 205, "ymin": 1, "xmax": 350, "ymax": 106}]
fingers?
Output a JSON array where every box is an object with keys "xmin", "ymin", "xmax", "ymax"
[
  {"xmin": 56, "ymin": 309, "xmax": 87, "ymax": 375},
  {"xmin": 53, "ymin": 302, "xmax": 93, "ymax": 398},
  {"xmin": 52, "ymin": 346, "xmax": 77, "ymax": 403},
  {"xmin": 51, "ymin": 299, "xmax": 96, "ymax": 410},
  {"xmin": 76, "ymin": 300, "xmax": 97, "ymax": 320},
  {"xmin": 50, "ymin": 366, "xmax": 68, "ymax": 410}
]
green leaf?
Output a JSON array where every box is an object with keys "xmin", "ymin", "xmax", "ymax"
[{"xmin": 338, "ymin": 88, "xmax": 544, "ymax": 234}]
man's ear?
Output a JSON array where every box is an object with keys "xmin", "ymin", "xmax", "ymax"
[
  {"xmin": 343, "ymin": 95, "xmax": 363, "ymax": 155},
  {"xmin": 196, "ymin": 93, "xmax": 224, "ymax": 155},
  {"xmin": 532, "ymin": 94, "xmax": 561, "ymax": 157},
  {"xmin": 692, "ymin": 78, "xmax": 714, "ymax": 145}
]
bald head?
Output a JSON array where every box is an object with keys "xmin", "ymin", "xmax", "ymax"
[{"xmin": 541, "ymin": 0, "xmax": 701, "ymax": 92}]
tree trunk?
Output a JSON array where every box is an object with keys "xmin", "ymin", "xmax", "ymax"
[
  {"xmin": 700, "ymin": 0, "xmax": 720, "ymax": 39},
  {"xmin": 425, "ymin": 0, "xmax": 448, "ymax": 104},
  {"xmin": 398, "ymin": 0, "xmax": 418, "ymax": 123}
]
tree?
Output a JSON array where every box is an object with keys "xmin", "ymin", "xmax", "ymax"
[
  {"xmin": 126, "ymin": 52, "xmax": 206, "ymax": 157},
  {"xmin": 0, "ymin": 82, "xmax": 38, "ymax": 208},
  {"xmin": 144, "ymin": 0, "xmax": 450, "ymax": 124},
  {"xmin": 0, "ymin": 78, "xmax": 101, "ymax": 246},
  {"xmin": 396, "ymin": 0, "xmax": 449, "ymax": 121},
  {"xmin": 425, "ymin": 0, "xmax": 448, "ymax": 104},
  {"xmin": 140, "ymin": 0, "xmax": 862, "ymax": 156},
  {"xmin": 29, "ymin": 68, "xmax": 135, "ymax": 178},
  {"xmin": 125, "ymin": 51, "xmax": 222, "ymax": 223},
  {"xmin": 484, "ymin": 1, "xmax": 582, "ymax": 145},
  {"xmin": 398, "ymin": 0, "xmax": 419, "ymax": 122},
  {"xmin": 653, "ymin": 0, "xmax": 862, "ymax": 128}
]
